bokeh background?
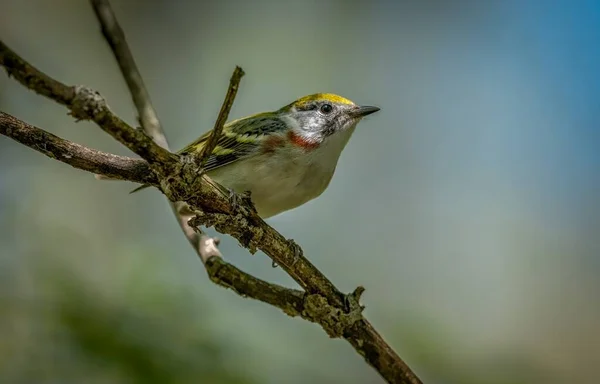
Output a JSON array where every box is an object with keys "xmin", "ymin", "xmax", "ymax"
[{"xmin": 1, "ymin": 0, "xmax": 599, "ymax": 383}]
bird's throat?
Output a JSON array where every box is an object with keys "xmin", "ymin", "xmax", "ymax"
[{"xmin": 287, "ymin": 131, "xmax": 319, "ymax": 150}]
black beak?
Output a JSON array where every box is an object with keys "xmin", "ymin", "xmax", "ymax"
[{"xmin": 351, "ymin": 105, "xmax": 380, "ymax": 118}]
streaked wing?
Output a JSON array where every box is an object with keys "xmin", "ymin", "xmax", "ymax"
[{"xmin": 178, "ymin": 113, "xmax": 286, "ymax": 172}]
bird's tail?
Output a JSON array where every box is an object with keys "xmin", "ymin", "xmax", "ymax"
[{"xmin": 129, "ymin": 184, "xmax": 151, "ymax": 194}]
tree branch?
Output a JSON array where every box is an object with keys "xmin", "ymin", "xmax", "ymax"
[
  {"xmin": 90, "ymin": 0, "xmax": 168, "ymax": 149},
  {"xmin": 0, "ymin": 4, "xmax": 424, "ymax": 381},
  {"xmin": 205, "ymin": 256, "xmax": 306, "ymax": 316},
  {"xmin": 0, "ymin": 111, "xmax": 155, "ymax": 185},
  {"xmin": 89, "ymin": 0, "xmax": 229, "ymax": 269},
  {"xmin": 0, "ymin": 41, "xmax": 175, "ymax": 166},
  {"xmin": 198, "ymin": 66, "xmax": 245, "ymax": 168}
]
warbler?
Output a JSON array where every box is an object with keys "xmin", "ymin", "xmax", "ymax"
[{"xmin": 130, "ymin": 93, "xmax": 379, "ymax": 218}]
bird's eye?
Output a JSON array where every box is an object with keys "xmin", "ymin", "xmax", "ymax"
[{"xmin": 320, "ymin": 103, "xmax": 333, "ymax": 114}]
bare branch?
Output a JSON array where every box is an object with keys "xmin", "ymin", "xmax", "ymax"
[
  {"xmin": 88, "ymin": 0, "xmax": 222, "ymax": 270},
  {"xmin": 90, "ymin": 0, "xmax": 168, "ymax": 149},
  {"xmin": 0, "ymin": 41, "xmax": 175, "ymax": 165},
  {"xmin": 205, "ymin": 256, "xmax": 306, "ymax": 315},
  {"xmin": 187, "ymin": 207, "xmax": 346, "ymax": 304},
  {"xmin": 198, "ymin": 66, "xmax": 245, "ymax": 168},
  {"xmin": 0, "ymin": 111, "xmax": 155, "ymax": 185}
]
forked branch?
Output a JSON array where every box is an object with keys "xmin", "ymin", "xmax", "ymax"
[
  {"xmin": 0, "ymin": 41, "xmax": 175, "ymax": 166},
  {"xmin": 0, "ymin": 111, "xmax": 154, "ymax": 185}
]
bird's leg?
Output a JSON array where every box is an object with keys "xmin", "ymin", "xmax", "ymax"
[
  {"xmin": 288, "ymin": 239, "xmax": 302, "ymax": 266},
  {"xmin": 272, "ymin": 240, "xmax": 301, "ymax": 269}
]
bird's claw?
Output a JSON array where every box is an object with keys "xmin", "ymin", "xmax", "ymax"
[
  {"xmin": 272, "ymin": 240, "xmax": 301, "ymax": 269},
  {"xmin": 288, "ymin": 239, "xmax": 302, "ymax": 267}
]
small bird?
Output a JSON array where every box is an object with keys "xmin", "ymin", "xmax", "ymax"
[{"xmin": 131, "ymin": 93, "xmax": 379, "ymax": 218}]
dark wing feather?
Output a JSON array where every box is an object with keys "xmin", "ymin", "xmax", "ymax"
[
  {"xmin": 130, "ymin": 113, "xmax": 286, "ymax": 194},
  {"xmin": 178, "ymin": 113, "xmax": 287, "ymax": 172}
]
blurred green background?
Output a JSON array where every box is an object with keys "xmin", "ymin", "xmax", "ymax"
[{"xmin": 1, "ymin": 0, "xmax": 599, "ymax": 383}]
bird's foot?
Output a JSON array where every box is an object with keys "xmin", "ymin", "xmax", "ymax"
[
  {"xmin": 288, "ymin": 239, "xmax": 302, "ymax": 266},
  {"xmin": 272, "ymin": 240, "xmax": 302, "ymax": 269}
]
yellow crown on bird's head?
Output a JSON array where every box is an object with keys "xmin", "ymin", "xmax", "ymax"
[{"xmin": 280, "ymin": 93, "xmax": 356, "ymax": 111}]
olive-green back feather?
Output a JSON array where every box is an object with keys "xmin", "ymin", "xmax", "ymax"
[{"xmin": 129, "ymin": 112, "xmax": 286, "ymax": 194}]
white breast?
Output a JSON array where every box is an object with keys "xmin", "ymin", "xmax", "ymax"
[{"xmin": 208, "ymin": 125, "xmax": 357, "ymax": 218}]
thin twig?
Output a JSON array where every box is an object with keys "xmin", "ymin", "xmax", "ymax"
[
  {"xmin": 90, "ymin": 0, "xmax": 167, "ymax": 149},
  {"xmin": 198, "ymin": 66, "xmax": 245, "ymax": 168},
  {"xmin": 0, "ymin": 111, "xmax": 155, "ymax": 185}
]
